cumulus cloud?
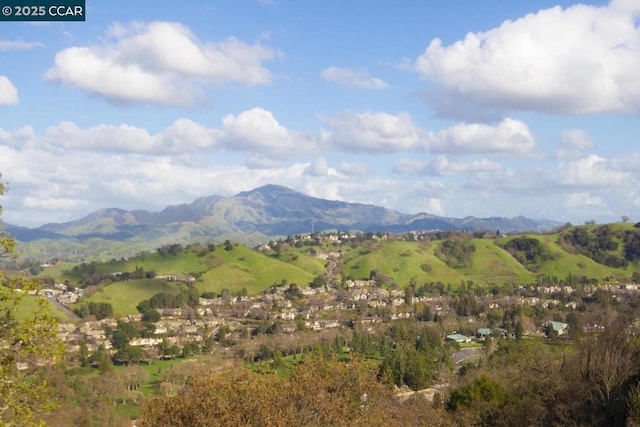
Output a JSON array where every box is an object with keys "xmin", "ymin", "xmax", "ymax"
[
  {"xmin": 44, "ymin": 21, "xmax": 279, "ymax": 107},
  {"xmin": 0, "ymin": 40, "xmax": 43, "ymax": 51},
  {"xmin": 0, "ymin": 126, "xmax": 36, "ymax": 146},
  {"xmin": 558, "ymin": 155, "xmax": 629, "ymax": 187},
  {"xmin": 3, "ymin": 108, "xmax": 319, "ymax": 161},
  {"xmin": 320, "ymin": 111, "xmax": 426, "ymax": 153},
  {"xmin": 561, "ymin": 129, "xmax": 594, "ymax": 149},
  {"xmin": 556, "ymin": 129, "xmax": 594, "ymax": 159},
  {"xmin": 38, "ymin": 120, "xmax": 221, "ymax": 153},
  {"xmin": 415, "ymin": 2, "xmax": 640, "ymax": 115},
  {"xmin": 320, "ymin": 113, "xmax": 535, "ymax": 156},
  {"xmin": 338, "ymin": 162, "xmax": 372, "ymax": 176},
  {"xmin": 321, "ymin": 67, "xmax": 388, "ymax": 89},
  {"xmin": 428, "ymin": 118, "xmax": 536, "ymax": 156},
  {"xmin": 566, "ymin": 192, "xmax": 607, "ymax": 209},
  {"xmin": 393, "ymin": 156, "xmax": 502, "ymax": 176},
  {"xmin": 426, "ymin": 156, "xmax": 502, "ymax": 176},
  {"xmin": 0, "ymin": 76, "xmax": 18, "ymax": 105},
  {"xmin": 23, "ymin": 196, "xmax": 85, "ymax": 210},
  {"xmin": 304, "ymin": 157, "xmax": 329, "ymax": 176},
  {"xmin": 392, "ymin": 158, "xmax": 428, "ymax": 175},
  {"xmin": 221, "ymin": 108, "xmax": 317, "ymax": 160}
]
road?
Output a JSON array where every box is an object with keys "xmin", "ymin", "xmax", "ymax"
[
  {"xmin": 452, "ymin": 347, "xmax": 483, "ymax": 364},
  {"xmin": 46, "ymin": 296, "xmax": 79, "ymax": 320}
]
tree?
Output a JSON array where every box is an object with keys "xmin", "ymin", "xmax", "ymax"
[
  {"xmin": 141, "ymin": 356, "xmax": 440, "ymax": 427},
  {"xmin": 0, "ymin": 175, "xmax": 64, "ymax": 425}
]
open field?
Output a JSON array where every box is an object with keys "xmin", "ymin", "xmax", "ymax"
[{"xmin": 77, "ymin": 279, "xmax": 184, "ymax": 316}]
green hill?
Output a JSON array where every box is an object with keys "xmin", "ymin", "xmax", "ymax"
[
  {"xmin": 78, "ymin": 279, "xmax": 183, "ymax": 316},
  {"xmin": 341, "ymin": 241, "xmax": 462, "ymax": 286},
  {"xmin": 58, "ymin": 243, "xmax": 322, "ymax": 314},
  {"xmin": 198, "ymin": 244, "xmax": 317, "ymax": 295},
  {"xmin": 464, "ymin": 239, "xmax": 535, "ymax": 284},
  {"xmin": 38, "ymin": 223, "xmax": 640, "ymax": 315},
  {"xmin": 1, "ymin": 293, "xmax": 71, "ymax": 322},
  {"xmin": 339, "ymin": 225, "xmax": 640, "ymax": 288}
]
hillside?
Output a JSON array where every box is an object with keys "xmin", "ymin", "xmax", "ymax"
[
  {"xmin": 36, "ymin": 222, "xmax": 640, "ymax": 316},
  {"xmin": 339, "ymin": 224, "xmax": 640, "ymax": 287},
  {"xmin": 54, "ymin": 242, "xmax": 324, "ymax": 315}
]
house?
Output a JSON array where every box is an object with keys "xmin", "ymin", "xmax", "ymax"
[
  {"xmin": 446, "ymin": 333, "xmax": 472, "ymax": 343},
  {"xmin": 475, "ymin": 328, "xmax": 493, "ymax": 339},
  {"xmin": 279, "ymin": 310, "xmax": 296, "ymax": 320},
  {"xmin": 493, "ymin": 327, "xmax": 508, "ymax": 338},
  {"xmin": 544, "ymin": 320, "xmax": 569, "ymax": 337}
]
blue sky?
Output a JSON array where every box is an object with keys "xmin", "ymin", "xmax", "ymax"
[{"xmin": 1, "ymin": 0, "xmax": 640, "ymax": 227}]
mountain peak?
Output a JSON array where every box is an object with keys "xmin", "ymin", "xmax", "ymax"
[
  {"xmin": 236, "ymin": 184, "xmax": 302, "ymax": 198},
  {"xmin": 14, "ymin": 184, "xmax": 561, "ymax": 245}
]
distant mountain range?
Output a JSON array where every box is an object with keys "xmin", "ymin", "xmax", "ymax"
[{"xmin": 3, "ymin": 184, "xmax": 561, "ymax": 243}]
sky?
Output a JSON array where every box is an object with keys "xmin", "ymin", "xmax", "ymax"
[{"xmin": 1, "ymin": 0, "xmax": 640, "ymax": 228}]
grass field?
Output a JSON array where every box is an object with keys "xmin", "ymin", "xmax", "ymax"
[
  {"xmin": 36, "ymin": 223, "xmax": 640, "ymax": 299},
  {"xmin": 77, "ymin": 279, "xmax": 184, "ymax": 316},
  {"xmin": 464, "ymin": 239, "xmax": 535, "ymax": 284},
  {"xmin": 0, "ymin": 291, "xmax": 71, "ymax": 322},
  {"xmin": 198, "ymin": 244, "xmax": 316, "ymax": 294},
  {"xmin": 341, "ymin": 241, "xmax": 463, "ymax": 286}
]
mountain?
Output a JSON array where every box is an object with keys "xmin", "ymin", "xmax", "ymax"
[
  {"xmin": 2, "ymin": 223, "xmax": 68, "ymax": 242},
  {"xmin": 4, "ymin": 184, "xmax": 561, "ymax": 244}
]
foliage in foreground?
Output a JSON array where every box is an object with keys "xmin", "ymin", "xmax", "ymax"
[
  {"xmin": 140, "ymin": 356, "xmax": 448, "ymax": 427},
  {"xmin": 1, "ymin": 176, "xmax": 64, "ymax": 426}
]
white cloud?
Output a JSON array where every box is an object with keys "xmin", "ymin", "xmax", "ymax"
[
  {"xmin": 393, "ymin": 156, "xmax": 502, "ymax": 177},
  {"xmin": 44, "ymin": 21, "xmax": 279, "ymax": 107},
  {"xmin": 321, "ymin": 111, "xmax": 426, "ymax": 153},
  {"xmin": 0, "ymin": 126, "xmax": 36, "ymax": 146},
  {"xmin": 392, "ymin": 158, "xmax": 427, "ymax": 175},
  {"xmin": 0, "ymin": 40, "xmax": 43, "ymax": 51},
  {"xmin": 566, "ymin": 192, "xmax": 606, "ymax": 209},
  {"xmin": 424, "ymin": 198, "xmax": 445, "ymax": 217},
  {"xmin": 556, "ymin": 129, "xmax": 594, "ymax": 159},
  {"xmin": 0, "ymin": 76, "xmax": 18, "ymax": 105},
  {"xmin": 560, "ymin": 129, "xmax": 594, "ymax": 149},
  {"xmin": 321, "ymin": 67, "xmax": 388, "ymax": 89},
  {"xmin": 221, "ymin": 108, "xmax": 317, "ymax": 160},
  {"xmin": 338, "ymin": 162, "xmax": 371, "ymax": 176},
  {"xmin": 23, "ymin": 196, "xmax": 85, "ymax": 210},
  {"xmin": 304, "ymin": 157, "xmax": 329, "ymax": 176},
  {"xmin": 429, "ymin": 118, "xmax": 536, "ymax": 156},
  {"xmin": 415, "ymin": 2, "xmax": 640, "ymax": 115},
  {"xmin": 426, "ymin": 156, "xmax": 502, "ymax": 176},
  {"xmin": 7, "ymin": 109, "xmax": 319, "ymax": 160},
  {"xmin": 40, "ymin": 120, "xmax": 221, "ymax": 153},
  {"xmin": 559, "ymin": 155, "xmax": 629, "ymax": 187}
]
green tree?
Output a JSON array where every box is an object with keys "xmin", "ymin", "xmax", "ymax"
[{"xmin": 0, "ymin": 176, "xmax": 64, "ymax": 425}]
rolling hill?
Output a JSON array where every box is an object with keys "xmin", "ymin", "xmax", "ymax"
[{"xmin": 45, "ymin": 222, "xmax": 640, "ymax": 318}]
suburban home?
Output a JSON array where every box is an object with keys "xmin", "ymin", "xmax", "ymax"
[
  {"xmin": 446, "ymin": 333, "xmax": 472, "ymax": 343},
  {"xmin": 475, "ymin": 328, "xmax": 493, "ymax": 339},
  {"xmin": 544, "ymin": 320, "xmax": 569, "ymax": 337},
  {"xmin": 493, "ymin": 327, "xmax": 508, "ymax": 338}
]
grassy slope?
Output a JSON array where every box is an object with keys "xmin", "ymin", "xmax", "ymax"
[
  {"xmin": 38, "ymin": 224, "xmax": 640, "ymax": 311},
  {"xmin": 534, "ymin": 235, "xmax": 622, "ymax": 280},
  {"xmin": 1, "ymin": 293, "xmax": 71, "ymax": 322},
  {"xmin": 91, "ymin": 251, "xmax": 209, "ymax": 276},
  {"xmin": 198, "ymin": 244, "xmax": 316, "ymax": 294},
  {"xmin": 341, "ymin": 241, "xmax": 463, "ymax": 286},
  {"xmin": 78, "ymin": 279, "xmax": 184, "ymax": 316},
  {"xmin": 277, "ymin": 252, "xmax": 326, "ymax": 277},
  {"xmin": 463, "ymin": 239, "xmax": 535, "ymax": 284}
]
